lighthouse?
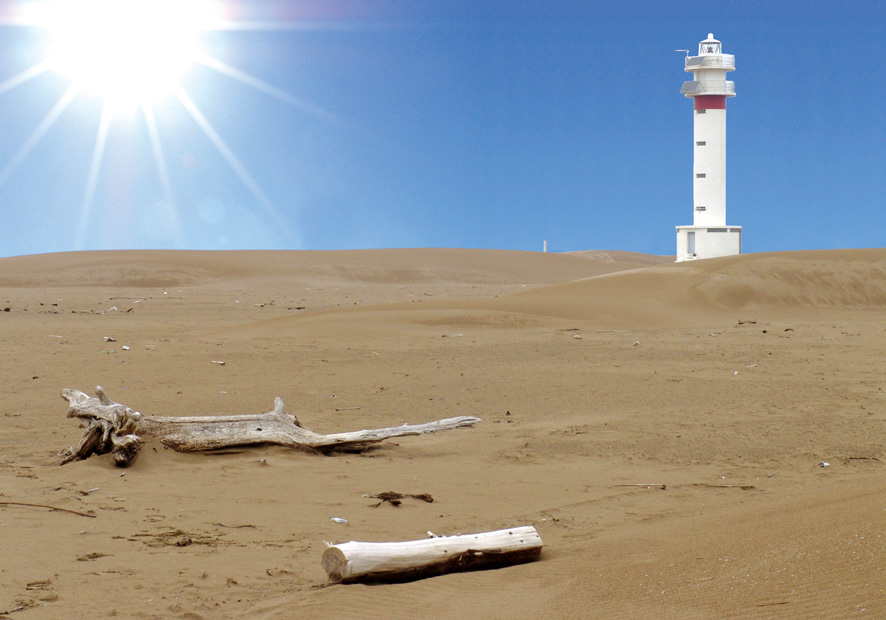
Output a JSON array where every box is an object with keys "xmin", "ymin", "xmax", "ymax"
[{"xmin": 675, "ymin": 33, "xmax": 742, "ymax": 261}]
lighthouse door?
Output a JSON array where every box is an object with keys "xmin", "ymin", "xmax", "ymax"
[{"xmin": 687, "ymin": 231, "xmax": 696, "ymax": 256}]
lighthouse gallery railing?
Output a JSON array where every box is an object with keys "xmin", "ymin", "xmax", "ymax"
[{"xmin": 685, "ymin": 54, "xmax": 735, "ymax": 70}]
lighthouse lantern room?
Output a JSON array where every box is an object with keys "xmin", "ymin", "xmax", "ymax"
[{"xmin": 675, "ymin": 33, "xmax": 742, "ymax": 261}]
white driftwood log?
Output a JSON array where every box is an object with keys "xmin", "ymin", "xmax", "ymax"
[
  {"xmin": 322, "ymin": 526, "xmax": 543, "ymax": 583},
  {"xmin": 61, "ymin": 386, "xmax": 481, "ymax": 466}
]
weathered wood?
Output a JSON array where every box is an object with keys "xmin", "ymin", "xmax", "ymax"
[
  {"xmin": 61, "ymin": 387, "xmax": 481, "ymax": 466},
  {"xmin": 60, "ymin": 386, "xmax": 144, "ymax": 466},
  {"xmin": 322, "ymin": 526, "xmax": 543, "ymax": 583}
]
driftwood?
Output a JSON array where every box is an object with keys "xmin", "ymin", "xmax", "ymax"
[
  {"xmin": 60, "ymin": 386, "xmax": 481, "ymax": 467},
  {"xmin": 322, "ymin": 526, "xmax": 543, "ymax": 583},
  {"xmin": 60, "ymin": 387, "xmax": 143, "ymax": 466}
]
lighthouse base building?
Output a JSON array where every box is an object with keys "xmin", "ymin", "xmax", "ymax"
[
  {"xmin": 675, "ymin": 33, "xmax": 741, "ymax": 262},
  {"xmin": 675, "ymin": 225, "xmax": 741, "ymax": 262}
]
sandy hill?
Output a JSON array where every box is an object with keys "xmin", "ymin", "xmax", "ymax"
[
  {"xmin": 0, "ymin": 248, "xmax": 670, "ymax": 289},
  {"xmin": 196, "ymin": 248, "xmax": 886, "ymax": 341},
  {"xmin": 478, "ymin": 248, "xmax": 886, "ymax": 324}
]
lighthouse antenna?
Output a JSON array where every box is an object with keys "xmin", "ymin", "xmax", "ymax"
[{"xmin": 674, "ymin": 49, "xmax": 689, "ymax": 57}]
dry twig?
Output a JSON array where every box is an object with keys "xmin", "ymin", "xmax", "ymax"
[
  {"xmin": 613, "ymin": 484, "xmax": 667, "ymax": 490},
  {"xmin": 0, "ymin": 501, "xmax": 95, "ymax": 518}
]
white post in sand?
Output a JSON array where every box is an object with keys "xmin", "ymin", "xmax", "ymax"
[{"xmin": 675, "ymin": 33, "xmax": 742, "ymax": 262}]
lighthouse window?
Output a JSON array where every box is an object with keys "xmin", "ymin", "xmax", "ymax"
[
  {"xmin": 696, "ymin": 109, "xmax": 706, "ymax": 115},
  {"xmin": 696, "ymin": 173, "xmax": 706, "ymax": 178},
  {"xmin": 695, "ymin": 206, "xmax": 706, "ymax": 211},
  {"xmin": 696, "ymin": 141, "xmax": 706, "ymax": 146},
  {"xmin": 699, "ymin": 40, "xmax": 721, "ymax": 55}
]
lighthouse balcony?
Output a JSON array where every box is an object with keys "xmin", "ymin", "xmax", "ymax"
[
  {"xmin": 685, "ymin": 54, "xmax": 735, "ymax": 71},
  {"xmin": 680, "ymin": 80, "xmax": 735, "ymax": 96}
]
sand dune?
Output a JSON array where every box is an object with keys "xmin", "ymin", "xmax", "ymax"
[
  {"xmin": 0, "ymin": 248, "xmax": 668, "ymax": 289},
  {"xmin": 1, "ymin": 248, "xmax": 884, "ymax": 619},
  {"xmin": 476, "ymin": 248, "xmax": 886, "ymax": 326},
  {"xmin": 220, "ymin": 248, "xmax": 886, "ymax": 339}
]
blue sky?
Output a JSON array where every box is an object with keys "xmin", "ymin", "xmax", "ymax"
[{"xmin": 0, "ymin": 0, "xmax": 884, "ymax": 258}]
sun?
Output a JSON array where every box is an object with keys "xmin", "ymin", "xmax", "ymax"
[
  {"xmin": 45, "ymin": 0, "xmax": 214, "ymax": 109},
  {"xmin": 1, "ymin": 0, "xmax": 344, "ymax": 251}
]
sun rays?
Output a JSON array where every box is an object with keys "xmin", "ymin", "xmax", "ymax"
[
  {"xmin": 141, "ymin": 102, "xmax": 183, "ymax": 248},
  {"xmin": 0, "ymin": 0, "xmax": 348, "ymax": 250},
  {"xmin": 195, "ymin": 52, "xmax": 353, "ymax": 130},
  {"xmin": 0, "ymin": 86, "xmax": 77, "ymax": 189},
  {"xmin": 76, "ymin": 100, "xmax": 113, "ymax": 248},
  {"xmin": 173, "ymin": 86, "xmax": 291, "ymax": 238},
  {"xmin": 0, "ymin": 60, "xmax": 52, "ymax": 97}
]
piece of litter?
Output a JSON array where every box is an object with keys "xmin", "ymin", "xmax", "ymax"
[
  {"xmin": 746, "ymin": 364, "xmax": 757, "ymax": 368},
  {"xmin": 573, "ymin": 334, "xmax": 582, "ymax": 340},
  {"xmin": 632, "ymin": 341, "xmax": 640, "ymax": 346},
  {"xmin": 107, "ymin": 306, "xmax": 118, "ymax": 312},
  {"xmin": 122, "ymin": 345, "xmax": 130, "ymax": 351},
  {"xmin": 820, "ymin": 462, "xmax": 830, "ymax": 468},
  {"xmin": 330, "ymin": 517, "xmax": 348, "ymax": 524},
  {"xmin": 211, "ymin": 360, "xmax": 226, "ymax": 366},
  {"xmin": 103, "ymin": 336, "xmax": 116, "ymax": 342},
  {"xmin": 733, "ymin": 371, "xmax": 739, "ymax": 375}
]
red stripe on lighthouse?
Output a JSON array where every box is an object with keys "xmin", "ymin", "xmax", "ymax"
[{"xmin": 694, "ymin": 96, "xmax": 726, "ymax": 110}]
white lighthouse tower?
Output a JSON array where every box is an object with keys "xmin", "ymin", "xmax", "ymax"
[{"xmin": 675, "ymin": 33, "xmax": 742, "ymax": 261}]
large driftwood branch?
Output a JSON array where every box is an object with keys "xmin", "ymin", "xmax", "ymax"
[
  {"xmin": 61, "ymin": 387, "xmax": 481, "ymax": 467},
  {"xmin": 60, "ymin": 387, "xmax": 143, "ymax": 466},
  {"xmin": 322, "ymin": 526, "xmax": 543, "ymax": 583}
]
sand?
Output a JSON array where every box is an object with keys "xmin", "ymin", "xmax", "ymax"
[{"xmin": 1, "ymin": 247, "xmax": 884, "ymax": 619}]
